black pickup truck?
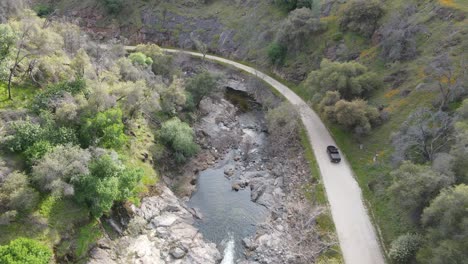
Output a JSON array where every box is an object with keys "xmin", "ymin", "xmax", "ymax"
[{"xmin": 327, "ymin": 145, "xmax": 341, "ymax": 163}]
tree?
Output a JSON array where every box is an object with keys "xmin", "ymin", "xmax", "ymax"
[
  {"xmin": 0, "ymin": 238, "xmax": 52, "ymax": 264},
  {"xmin": 277, "ymin": 8, "xmax": 324, "ymax": 52},
  {"xmin": 379, "ymin": 5, "xmax": 419, "ymax": 62},
  {"xmin": 274, "ymin": 0, "xmax": 320, "ymax": 13},
  {"xmin": 330, "ymin": 99, "xmax": 380, "ymax": 136},
  {"xmin": 0, "ymin": 0, "xmax": 27, "ymax": 23},
  {"xmin": 392, "ymin": 108, "xmax": 453, "ymax": 164},
  {"xmin": 339, "ymin": 0, "xmax": 384, "ymax": 37},
  {"xmin": 185, "ymin": 71, "xmax": 218, "ymax": 106},
  {"xmin": 388, "ymin": 161, "xmax": 454, "ymax": 223},
  {"xmin": 266, "ymin": 102, "xmax": 299, "ymax": 154},
  {"xmin": 0, "ymin": 24, "xmax": 15, "ymax": 63},
  {"xmin": 129, "ymin": 52, "xmax": 153, "ymax": 67},
  {"xmin": 160, "ymin": 77, "xmax": 186, "ymax": 115},
  {"xmin": 418, "ymin": 184, "xmax": 468, "ymax": 263},
  {"xmin": 23, "ymin": 140, "xmax": 53, "ymax": 166},
  {"xmin": 451, "ymin": 99, "xmax": 468, "ymax": 183},
  {"xmin": 267, "ymin": 42, "xmax": 287, "ymax": 66},
  {"xmin": 32, "ymin": 145, "xmax": 91, "ymax": 197},
  {"xmin": 426, "ymin": 53, "xmax": 467, "ymax": 110},
  {"xmin": 4, "ymin": 12, "xmax": 63, "ymax": 99},
  {"xmin": 389, "ymin": 233, "xmax": 423, "ymax": 264},
  {"xmin": 102, "ymin": 0, "xmax": 124, "ymax": 14},
  {"xmin": 159, "ymin": 118, "xmax": 199, "ymax": 163},
  {"xmin": 0, "ymin": 172, "xmax": 39, "ymax": 213},
  {"xmin": 4, "ymin": 119, "xmax": 43, "ymax": 153},
  {"xmin": 80, "ymin": 108, "xmax": 127, "ymax": 149},
  {"xmin": 305, "ymin": 59, "xmax": 382, "ymax": 101},
  {"xmin": 74, "ymin": 154, "xmax": 143, "ymax": 217},
  {"xmin": 70, "ymin": 49, "xmax": 96, "ymax": 79}
]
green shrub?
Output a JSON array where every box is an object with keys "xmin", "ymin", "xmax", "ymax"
[
  {"xmin": 389, "ymin": 233, "xmax": 423, "ymax": 264},
  {"xmin": 80, "ymin": 108, "xmax": 127, "ymax": 149},
  {"xmin": 267, "ymin": 43, "xmax": 287, "ymax": 65},
  {"xmin": 160, "ymin": 117, "xmax": 199, "ymax": 163},
  {"xmin": 339, "ymin": 1, "xmax": 384, "ymax": 37},
  {"xmin": 129, "ymin": 52, "xmax": 153, "ymax": 66},
  {"xmin": 0, "ymin": 238, "xmax": 52, "ymax": 264},
  {"xmin": 0, "ymin": 172, "xmax": 40, "ymax": 213},
  {"xmin": 185, "ymin": 71, "xmax": 218, "ymax": 106},
  {"xmin": 74, "ymin": 154, "xmax": 143, "ymax": 217},
  {"xmin": 305, "ymin": 59, "xmax": 382, "ymax": 101},
  {"xmin": 4, "ymin": 120, "xmax": 43, "ymax": 153},
  {"xmin": 274, "ymin": 0, "xmax": 318, "ymax": 12},
  {"xmin": 31, "ymin": 79, "xmax": 86, "ymax": 113},
  {"xmin": 34, "ymin": 4, "xmax": 53, "ymax": 17},
  {"xmin": 24, "ymin": 140, "xmax": 53, "ymax": 166},
  {"xmin": 418, "ymin": 184, "xmax": 468, "ymax": 263},
  {"xmin": 4, "ymin": 116, "xmax": 78, "ymax": 158},
  {"xmin": 102, "ymin": 0, "xmax": 124, "ymax": 14}
]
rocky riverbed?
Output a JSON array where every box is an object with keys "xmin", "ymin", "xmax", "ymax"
[{"xmin": 88, "ymin": 74, "xmax": 328, "ymax": 264}]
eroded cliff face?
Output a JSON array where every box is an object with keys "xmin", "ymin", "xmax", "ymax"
[{"xmin": 33, "ymin": 0, "xmax": 280, "ymax": 61}]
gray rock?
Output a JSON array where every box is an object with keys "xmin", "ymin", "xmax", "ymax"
[
  {"xmin": 151, "ymin": 213, "xmax": 178, "ymax": 227},
  {"xmin": 242, "ymin": 237, "xmax": 256, "ymax": 250},
  {"xmin": 170, "ymin": 247, "xmax": 186, "ymax": 259},
  {"xmin": 232, "ymin": 183, "xmax": 241, "ymax": 191}
]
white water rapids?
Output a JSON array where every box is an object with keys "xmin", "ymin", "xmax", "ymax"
[{"xmin": 220, "ymin": 235, "xmax": 235, "ymax": 264}]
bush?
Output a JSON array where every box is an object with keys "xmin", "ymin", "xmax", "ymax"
[
  {"xmin": 34, "ymin": 4, "xmax": 53, "ymax": 17},
  {"xmin": 324, "ymin": 99, "xmax": 380, "ymax": 136},
  {"xmin": 379, "ymin": 5, "xmax": 419, "ymax": 62},
  {"xmin": 32, "ymin": 145, "xmax": 91, "ymax": 197},
  {"xmin": 74, "ymin": 154, "xmax": 143, "ymax": 217},
  {"xmin": 0, "ymin": 238, "xmax": 52, "ymax": 264},
  {"xmin": 0, "ymin": 172, "xmax": 39, "ymax": 213},
  {"xmin": 277, "ymin": 8, "xmax": 324, "ymax": 52},
  {"xmin": 159, "ymin": 118, "xmax": 199, "ymax": 163},
  {"xmin": 129, "ymin": 52, "xmax": 153, "ymax": 66},
  {"xmin": 102, "ymin": 0, "xmax": 123, "ymax": 14},
  {"xmin": 4, "ymin": 120, "xmax": 42, "ymax": 153},
  {"xmin": 392, "ymin": 108, "xmax": 452, "ymax": 164},
  {"xmin": 267, "ymin": 42, "xmax": 287, "ymax": 65},
  {"xmin": 418, "ymin": 184, "xmax": 468, "ymax": 264},
  {"xmin": 339, "ymin": 0, "xmax": 384, "ymax": 37},
  {"xmin": 305, "ymin": 59, "xmax": 382, "ymax": 101},
  {"xmin": 388, "ymin": 161, "xmax": 454, "ymax": 223},
  {"xmin": 80, "ymin": 108, "xmax": 127, "ymax": 149},
  {"xmin": 274, "ymin": 0, "xmax": 318, "ymax": 12},
  {"xmin": 23, "ymin": 140, "xmax": 53, "ymax": 166},
  {"xmin": 31, "ymin": 79, "xmax": 86, "ymax": 113},
  {"xmin": 160, "ymin": 77, "xmax": 187, "ymax": 115},
  {"xmin": 4, "ymin": 114, "xmax": 79, "ymax": 157},
  {"xmin": 185, "ymin": 71, "xmax": 218, "ymax": 106},
  {"xmin": 389, "ymin": 233, "xmax": 423, "ymax": 264},
  {"xmin": 266, "ymin": 102, "xmax": 299, "ymax": 154}
]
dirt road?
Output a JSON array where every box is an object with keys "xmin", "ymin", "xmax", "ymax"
[{"xmin": 130, "ymin": 47, "xmax": 385, "ymax": 264}]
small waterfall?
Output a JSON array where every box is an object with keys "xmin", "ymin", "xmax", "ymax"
[{"xmin": 220, "ymin": 235, "xmax": 235, "ymax": 264}]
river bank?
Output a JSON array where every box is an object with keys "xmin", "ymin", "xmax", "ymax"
[{"xmin": 88, "ymin": 64, "xmax": 329, "ymax": 263}]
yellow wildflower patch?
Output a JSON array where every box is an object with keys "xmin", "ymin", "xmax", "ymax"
[
  {"xmin": 360, "ymin": 46, "xmax": 378, "ymax": 60},
  {"xmin": 384, "ymin": 89, "xmax": 400, "ymax": 99}
]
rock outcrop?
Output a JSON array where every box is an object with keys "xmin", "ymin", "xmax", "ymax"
[{"xmin": 87, "ymin": 186, "xmax": 221, "ymax": 264}]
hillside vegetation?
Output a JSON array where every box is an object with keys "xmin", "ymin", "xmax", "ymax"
[
  {"xmin": 2, "ymin": 0, "xmax": 468, "ymax": 263},
  {"xmin": 0, "ymin": 6, "xmax": 231, "ymax": 262}
]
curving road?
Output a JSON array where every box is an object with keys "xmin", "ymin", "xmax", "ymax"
[{"xmin": 129, "ymin": 47, "xmax": 386, "ymax": 264}]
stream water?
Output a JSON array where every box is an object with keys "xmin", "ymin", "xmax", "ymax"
[
  {"xmin": 187, "ymin": 161, "xmax": 267, "ymax": 261},
  {"xmin": 187, "ymin": 88, "xmax": 268, "ymax": 261}
]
